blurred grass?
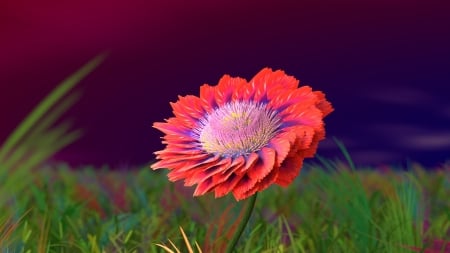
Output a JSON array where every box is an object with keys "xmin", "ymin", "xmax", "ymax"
[
  {"xmin": 0, "ymin": 56, "xmax": 449, "ymax": 252},
  {"xmin": 0, "ymin": 54, "xmax": 106, "ymax": 209},
  {"xmin": 0, "ymin": 161, "xmax": 448, "ymax": 252}
]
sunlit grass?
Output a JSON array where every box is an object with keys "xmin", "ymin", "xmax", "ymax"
[{"xmin": 0, "ymin": 57, "xmax": 449, "ymax": 252}]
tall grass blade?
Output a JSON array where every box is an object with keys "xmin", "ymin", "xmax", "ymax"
[
  {"xmin": 0, "ymin": 54, "xmax": 105, "ymax": 161},
  {"xmin": 0, "ymin": 54, "xmax": 106, "ymax": 208}
]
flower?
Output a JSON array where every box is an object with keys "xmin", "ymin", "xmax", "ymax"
[{"xmin": 151, "ymin": 68, "xmax": 333, "ymax": 200}]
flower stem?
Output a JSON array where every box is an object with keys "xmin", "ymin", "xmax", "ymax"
[{"xmin": 225, "ymin": 193, "xmax": 258, "ymax": 253}]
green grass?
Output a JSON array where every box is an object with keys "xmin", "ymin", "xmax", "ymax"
[
  {"xmin": 0, "ymin": 161, "xmax": 448, "ymax": 252},
  {"xmin": 0, "ymin": 56, "xmax": 449, "ymax": 252}
]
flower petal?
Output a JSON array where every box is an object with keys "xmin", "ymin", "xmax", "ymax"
[
  {"xmin": 231, "ymin": 174, "xmax": 257, "ymax": 200},
  {"xmin": 151, "ymin": 67, "xmax": 333, "ymax": 200},
  {"xmin": 214, "ymin": 172, "xmax": 245, "ymax": 198},
  {"xmin": 209, "ymin": 155, "xmax": 246, "ymax": 186},
  {"xmin": 275, "ymin": 154, "xmax": 304, "ymax": 186},
  {"xmin": 234, "ymin": 152, "xmax": 259, "ymax": 175},
  {"xmin": 301, "ymin": 127, "xmax": 326, "ymax": 158},
  {"xmin": 200, "ymin": 84, "xmax": 218, "ymax": 110},
  {"xmin": 247, "ymin": 147, "xmax": 276, "ymax": 182},
  {"xmin": 192, "ymin": 157, "xmax": 232, "ymax": 195},
  {"xmin": 169, "ymin": 95, "xmax": 208, "ymax": 127},
  {"xmin": 314, "ymin": 91, "xmax": 334, "ymax": 117},
  {"xmin": 251, "ymin": 68, "xmax": 299, "ymax": 94},
  {"xmin": 188, "ymin": 157, "xmax": 231, "ymax": 186},
  {"xmin": 216, "ymin": 75, "xmax": 247, "ymax": 106},
  {"xmin": 239, "ymin": 165, "xmax": 279, "ymax": 200},
  {"xmin": 281, "ymin": 105, "xmax": 323, "ymax": 130},
  {"xmin": 268, "ymin": 131, "xmax": 295, "ymax": 167},
  {"xmin": 268, "ymin": 86, "xmax": 315, "ymax": 112},
  {"xmin": 232, "ymin": 147, "xmax": 276, "ymax": 200},
  {"xmin": 153, "ymin": 120, "xmax": 190, "ymax": 136}
]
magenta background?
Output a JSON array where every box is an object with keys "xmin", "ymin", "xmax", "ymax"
[{"xmin": 1, "ymin": 0, "xmax": 450, "ymax": 168}]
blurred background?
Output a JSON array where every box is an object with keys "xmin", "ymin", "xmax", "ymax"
[{"xmin": 1, "ymin": 0, "xmax": 449, "ymax": 169}]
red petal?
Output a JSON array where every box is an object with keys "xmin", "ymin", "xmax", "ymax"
[
  {"xmin": 275, "ymin": 154, "xmax": 304, "ymax": 186},
  {"xmin": 170, "ymin": 154, "xmax": 219, "ymax": 173},
  {"xmin": 169, "ymin": 95, "xmax": 208, "ymax": 127},
  {"xmin": 187, "ymin": 157, "xmax": 231, "ymax": 186},
  {"xmin": 239, "ymin": 165, "xmax": 280, "ymax": 200},
  {"xmin": 154, "ymin": 148, "xmax": 202, "ymax": 156},
  {"xmin": 301, "ymin": 128, "xmax": 326, "ymax": 158},
  {"xmin": 269, "ymin": 132, "xmax": 294, "ymax": 167},
  {"xmin": 234, "ymin": 152, "xmax": 259, "ymax": 175},
  {"xmin": 256, "ymin": 165, "xmax": 279, "ymax": 191},
  {"xmin": 153, "ymin": 120, "xmax": 189, "ymax": 136},
  {"xmin": 199, "ymin": 84, "xmax": 217, "ymax": 110},
  {"xmin": 231, "ymin": 174, "xmax": 257, "ymax": 200},
  {"xmin": 214, "ymin": 172, "xmax": 245, "ymax": 198},
  {"xmin": 161, "ymin": 135, "xmax": 197, "ymax": 145},
  {"xmin": 268, "ymin": 86, "xmax": 314, "ymax": 111},
  {"xmin": 212, "ymin": 154, "xmax": 258, "ymax": 198},
  {"xmin": 247, "ymin": 147, "xmax": 276, "ymax": 182},
  {"xmin": 216, "ymin": 75, "xmax": 246, "ymax": 106},
  {"xmin": 192, "ymin": 157, "xmax": 232, "ymax": 195},
  {"xmin": 281, "ymin": 105, "xmax": 323, "ymax": 130},
  {"xmin": 193, "ymin": 177, "xmax": 214, "ymax": 196},
  {"xmin": 232, "ymin": 148, "xmax": 276, "ymax": 199},
  {"xmin": 291, "ymin": 125, "xmax": 316, "ymax": 150},
  {"xmin": 251, "ymin": 68, "xmax": 299, "ymax": 96},
  {"xmin": 314, "ymin": 91, "xmax": 334, "ymax": 117},
  {"xmin": 210, "ymin": 155, "xmax": 245, "ymax": 184}
]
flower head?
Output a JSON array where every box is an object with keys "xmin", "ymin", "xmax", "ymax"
[{"xmin": 151, "ymin": 68, "xmax": 333, "ymax": 200}]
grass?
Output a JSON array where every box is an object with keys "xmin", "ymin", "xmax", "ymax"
[
  {"xmin": 0, "ymin": 57, "xmax": 449, "ymax": 252},
  {"xmin": 0, "ymin": 160, "xmax": 448, "ymax": 252}
]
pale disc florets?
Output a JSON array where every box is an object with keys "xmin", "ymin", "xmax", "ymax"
[{"xmin": 193, "ymin": 101, "xmax": 282, "ymax": 157}]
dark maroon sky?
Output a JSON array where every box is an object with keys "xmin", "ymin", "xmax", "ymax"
[{"xmin": 1, "ymin": 0, "xmax": 450, "ymax": 168}]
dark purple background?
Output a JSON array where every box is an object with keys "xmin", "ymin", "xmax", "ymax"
[{"xmin": 1, "ymin": 0, "xmax": 450, "ymax": 169}]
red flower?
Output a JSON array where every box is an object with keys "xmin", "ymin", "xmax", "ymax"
[{"xmin": 151, "ymin": 68, "xmax": 333, "ymax": 200}]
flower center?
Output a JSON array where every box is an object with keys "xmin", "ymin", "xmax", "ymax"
[{"xmin": 195, "ymin": 101, "xmax": 281, "ymax": 157}]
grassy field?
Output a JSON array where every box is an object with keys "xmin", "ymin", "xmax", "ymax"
[
  {"xmin": 0, "ymin": 56, "xmax": 448, "ymax": 252},
  {"xmin": 0, "ymin": 159, "xmax": 449, "ymax": 252}
]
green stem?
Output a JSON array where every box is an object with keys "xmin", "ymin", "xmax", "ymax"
[{"xmin": 225, "ymin": 192, "xmax": 258, "ymax": 253}]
